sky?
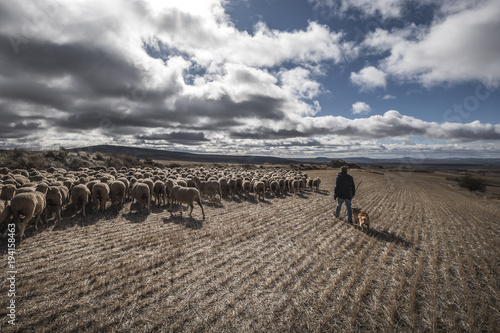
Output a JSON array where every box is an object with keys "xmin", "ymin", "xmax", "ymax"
[{"xmin": 0, "ymin": 0, "xmax": 499, "ymax": 159}]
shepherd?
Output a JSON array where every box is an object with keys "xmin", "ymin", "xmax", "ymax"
[{"xmin": 334, "ymin": 166, "xmax": 356, "ymax": 223}]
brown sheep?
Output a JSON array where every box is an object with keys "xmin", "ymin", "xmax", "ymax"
[
  {"xmin": 0, "ymin": 200, "xmax": 11, "ymax": 232},
  {"xmin": 10, "ymin": 192, "xmax": 37, "ymax": 240},
  {"xmin": 0, "ymin": 184, "xmax": 16, "ymax": 202},
  {"xmin": 46, "ymin": 186, "xmax": 64, "ymax": 222}
]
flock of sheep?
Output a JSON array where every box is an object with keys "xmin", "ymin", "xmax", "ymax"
[{"xmin": 0, "ymin": 165, "xmax": 321, "ymax": 241}]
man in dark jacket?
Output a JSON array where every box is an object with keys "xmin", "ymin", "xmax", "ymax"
[{"xmin": 334, "ymin": 166, "xmax": 356, "ymax": 223}]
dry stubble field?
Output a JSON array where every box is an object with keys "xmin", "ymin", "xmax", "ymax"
[{"xmin": 1, "ymin": 168, "xmax": 500, "ymax": 332}]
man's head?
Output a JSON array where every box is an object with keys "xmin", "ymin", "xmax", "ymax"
[{"xmin": 341, "ymin": 166, "xmax": 348, "ymax": 173}]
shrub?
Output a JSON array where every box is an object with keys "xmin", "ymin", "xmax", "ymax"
[{"xmin": 458, "ymin": 174, "xmax": 486, "ymax": 192}]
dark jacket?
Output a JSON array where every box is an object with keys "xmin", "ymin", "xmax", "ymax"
[{"xmin": 334, "ymin": 170, "xmax": 355, "ymax": 200}]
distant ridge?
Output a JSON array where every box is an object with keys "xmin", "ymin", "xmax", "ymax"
[
  {"xmin": 70, "ymin": 145, "xmax": 303, "ymax": 165},
  {"xmin": 69, "ymin": 145, "xmax": 500, "ymax": 168}
]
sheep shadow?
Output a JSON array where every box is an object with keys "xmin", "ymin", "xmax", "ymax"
[
  {"xmin": 314, "ymin": 189, "xmax": 330, "ymax": 196},
  {"xmin": 123, "ymin": 211, "xmax": 149, "ymax": 224},
  {"xmin": 162, "ymin": 214, "xmax": 203, "ymax": 230},
  {"xmin": 201, "ymin": 200, "xmax": 223, "ymax": 208},
  {"xmin": 294, "ymin": 192, "xmax": 309, "ymax": 199}
]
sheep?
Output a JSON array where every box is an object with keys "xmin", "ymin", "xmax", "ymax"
[
  {"xmin": 253, "ymin": 181, "xmax": 265, "ymax": 201},
  {"xmin": 0, "ymin": 200, "xmax": 11, "ymax": 231},
  {"xmin": 109, "ymin": 180, "xmax": 126, "ymax": 209},
  {"xmin": 153, "ymin": 180, "xmax": 166, "ymax": 206},
  {"xmin": 202, "ymin": 180, "xmax": 222, "ymax": 203},
  {"xmin": 46, "ymin": 186, "xmax": 64, "ymax": 222},
  {"xmin": 219, "ymin": 177, "xmax": 229, "ymax": 196},
  {"xmin": 33, "ymin": 191, "xmax": 47, "ymax": 230},
  {"xmin": 142, "ymin": 178, "xmax": 155, "ymax": 200},
  {"xmin": 313, "ymin": 177, "xmax": 321, "ymax": 191},
  {"xmin": 242, "ymin": 180, "xmax": 251, "ymax": 197},
  {"xmin": 71, "ymin": 184, "xmax": 91, "ymax": 217},
  {"xmin": 132, "ymin": 183, "xmax": 150, "ymax": 214},
  {"xmin": 170, "ymin": 185, "xmax": 205, "ymax": 219},
  {"xmin": 228, "ymin": 178, "xmax": 237, "ymax": 199},
  {"xmin": 270, "ymin": 180, "xmax": 281, "ymax": 196},
  {"xmin": 10, "ymin": 192, "xmax": 38, "ymax": 240},
  {"xmin": 117, "ymin": 177, "xmax": 130, "ymax": 199},
  {"xmin": 0, "ymin": 184, "xmax": 16, "ymax": 202},
  {"xmin": 92, "ymin": 182, "xmax": 110, "ymax": 212},
  {"xmin": 291, "ymin": 180, "xmax": 300, "ymax": 195}
]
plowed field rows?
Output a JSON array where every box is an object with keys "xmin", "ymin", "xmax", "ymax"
[{"xmin": 1, "ymin": 169, "xmax": 500, "ymax": 332}]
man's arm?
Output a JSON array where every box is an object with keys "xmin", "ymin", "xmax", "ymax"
[{"xmin": 351, "ymin": 177, "xmax": 356, "ymax": 198}]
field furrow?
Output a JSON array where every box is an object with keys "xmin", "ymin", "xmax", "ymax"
[{"xmin": 2, "ymin": 169, "xmax": 500, "ymax": 332}]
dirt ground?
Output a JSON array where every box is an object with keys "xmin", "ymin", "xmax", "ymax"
[{"xmin": 1, "ymin": 168, "xmax": 499, "ymax": 332}]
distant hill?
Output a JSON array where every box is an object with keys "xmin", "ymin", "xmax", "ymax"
[
  {"xmin": 70, "ymin": 145, "xmax": 304, "ymax": 165},
  {"xmin": 68, "ymin": 145, "xmax": 500, "ymax": 169}
]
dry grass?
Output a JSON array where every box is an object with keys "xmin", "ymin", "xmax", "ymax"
[{"xmin": 1, "ymin": 169, "xmax": 500, "ymax": 332}]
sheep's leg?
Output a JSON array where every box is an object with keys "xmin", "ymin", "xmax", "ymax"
[
  {"xmin": 189, "ymin": 204, "xmax": 193, "ymax": 217},
  {"xmin": 18, "ymin": 214, "xmax": 33, "ymax": 240},
  {"xmin": 34, "ymin": 215, "xmax": 39, "ymax": 230},
  {"xmin": 197, "ymin": 199, "xmax": 205, "ymax": 219}
]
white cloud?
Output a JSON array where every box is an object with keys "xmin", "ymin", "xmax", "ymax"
[
  {"xmin": 382, "ymin": 94, "xmax": 396, "ymax": 100},
  {"xmin": 351, "ymin": 101, "xmax": 372, "ymax": 114},
  {"xmin": 364, "ymin": 0, "xmax": 500, "ymax": 87},
  {"xmin": 350, "ymin": 66, "xmax": 387, "ymax": 91}
]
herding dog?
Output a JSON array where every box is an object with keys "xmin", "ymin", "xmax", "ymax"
[{"xmin": 352, "ymin": 207, "xmax": 370, "ymax": 231}]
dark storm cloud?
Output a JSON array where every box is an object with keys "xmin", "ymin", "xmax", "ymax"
[
  {"xmin": 172, "ymin": 94, "xmax": 286, "ymax": 122},
  {"xmin": 136, "ymin": 131, "xmax": 209, "ymax": 145},
  {"xmin": 0, "ymin": 37, "xmax": 143, "ymax": 98}
]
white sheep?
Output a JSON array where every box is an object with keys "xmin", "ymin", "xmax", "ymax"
[
  {"xmin": 71, "ymin": 184, "xmax": 91, "ymax": 217},
  {"xmin": 132, "ymin": 183, "xmax": 150, "ymax": 214},
  {"xmin": 202, "ymin": 180, "xmax": 222, "ymax": 203},
  {"xmin": 92, "ymin": 182, "xmax": 110, "ymax": 212},
  {"xmin": 313, "ymin": 177, "xmax": 321, "ymax": 191},
  {"xmin": 253, "ymin": 181, "xmax": 265, "ymax": 201},
  {"xmin": 228, "ymin": 178, "xmax": 237, "ymax": 199},
  {"xmin": 171, "ymin": 185, "xmax": 205, "ymax": 219},
  {"xmin": 33, "ymin": 191, "xmax": 47, "ymax": 230},
  {"xmin": 242, "ymin": 180, "xmax": 251, "ymax": 197},
  {"xmin": 153, "ymin": 180, "xmax": 166, "ymax": 206},
  {"xmin": 109, "ymin": 180, "xmax": 126, "ymax": 209},
  {"xmin": 270, "ymin": 180, "xmax": 281, "ymax": 196}
]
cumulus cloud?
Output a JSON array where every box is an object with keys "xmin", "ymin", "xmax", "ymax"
[
  {"xmin": 350, "ymin": 66, "xmax": 387, "ymax": 91},
  {"xmin": 0, "ymin": 0, "xmax": 499, "ymax": 158},
  {"xmin": 351, "ymin": 101, "xmax": 372, "ymax": 114},
  {"xmin": 364, "ymin": 0, "xmax": 500, "ymax": 87}
]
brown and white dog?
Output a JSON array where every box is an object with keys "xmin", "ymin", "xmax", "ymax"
[{"xmin": 352, "ymin": 207, "xmax": 370, "ymax": 231}]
